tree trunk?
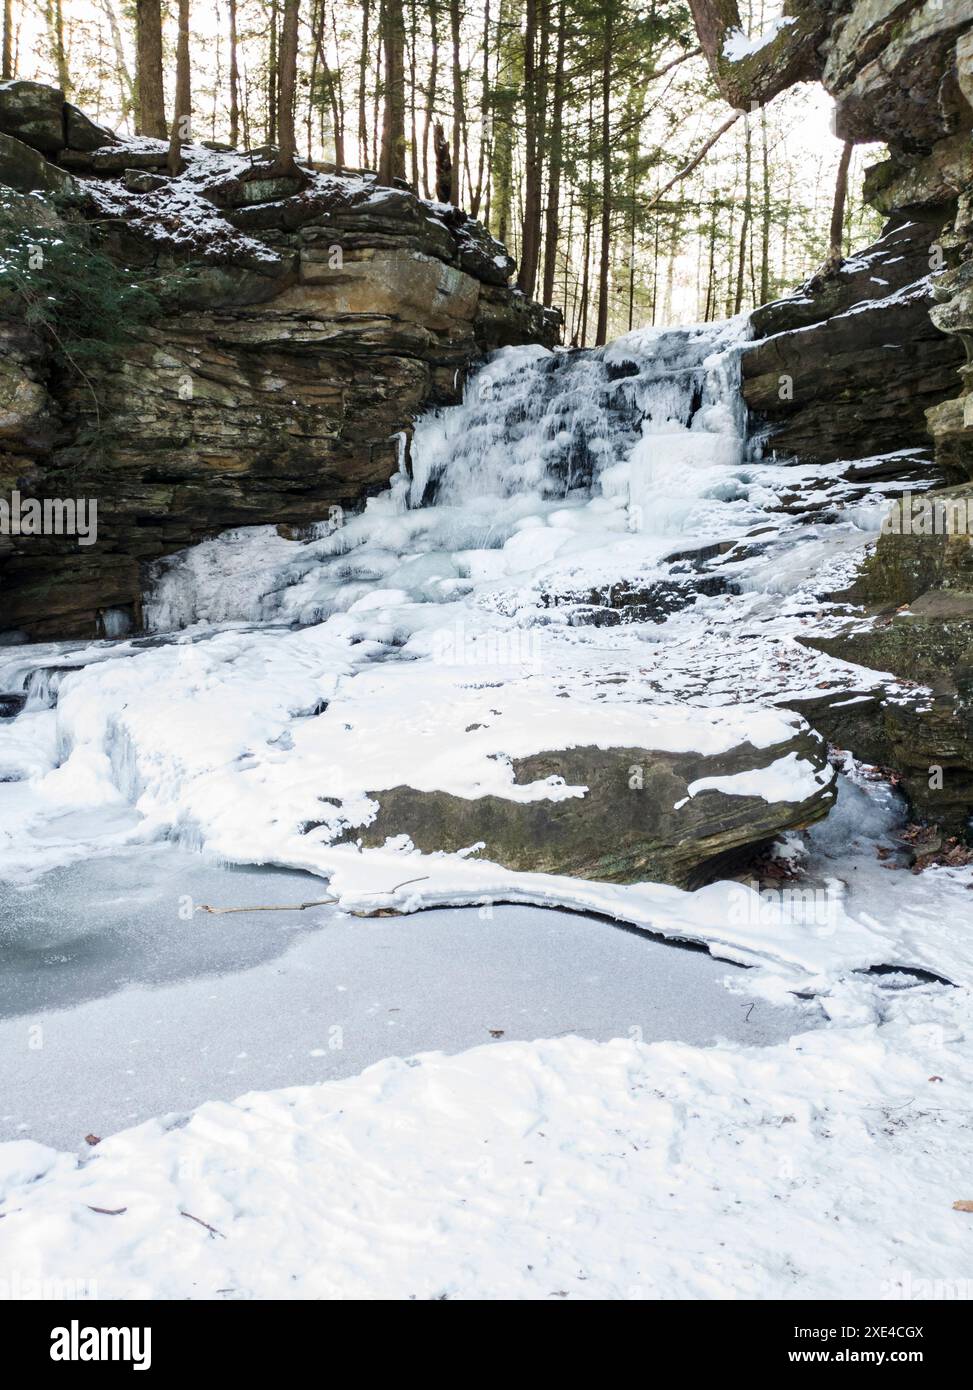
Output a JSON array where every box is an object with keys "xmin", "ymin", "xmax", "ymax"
[
  {"xmin": 541, "ymin": 0, "xmax": 565, "ymax": 308},
  {"xmin": 828, "ymin": 139, "xmax": 853, "ymax": 266},
  {"xmin": 448, "ymin": 0, "xmax": 463, "ymax": 204},
  {"xmin": 489, "ymin": 0, "xmax": 517, "ymax": 243},
  {"xmin": 433, "ymin": 119, "xmax": 452, "ymax": 202},
  {"xmin": 167, "ymin": 0, "xmax": 191, "ymax": 174},
  {"xmin": 228, "ymin": 0, "xmax": 241, "ymax": 147},
  {"xmin": 329, "ymin": 8, "xmax": 347, "ymax": 167},
  {"xmin": 310, "ymin": 2, "xmax": 345, "ymax": 168},
  {"xmin": 136, "ymin": 0, "xmax": 167, "ymax": 138},
  {"xmin": 595, "ymin": 5, "xmax": 613, "ymax": 346},
  {"xmin": 47, "ymin": 0, "xmax": 71, "ymax": 95},
  {"xmin": 267, "ymin": 0, "xmax": 279, "ymax": 145},
  {"xmin": 272, "ymin": 0, "xmax": 300, "ymax": 174},
  {"xmin": 704, "ymin": 199, "xmax": 718, "ymax": 320},
  {"xmin": 379, "ymin": 0, "xmax": 406, "ymax": 184},
  {"xmin": 371, "ymin": 0, "xmax": 383, "ymax": 167},
  {"xmin": 421, "ymin": 0, "xmax": 439, "ymax": 197},
  {"xmin": 578, "ymin": 190, "xmax": 593, "ymax": 347},
  {"xmin": 759, "ymin": 107, "xmax": 771, "ymax": 303},
  {"xmin": 733, "ymin": 119, "xmax": 752, "ymax": 315},
  {"xmin": 516, "ymin": 0, "xmax": 539, "ymax": 295},
  {"xmin": 470, "ymin": 0, "xmax": 491, "ymax": 217},
  {"xmin": 2, "ymin": 0, "xmax": 12, "ymax": 80},
  {"xmin": 408, "ymin": 0, "xmax": 419, "ymax": 190},
  {"xmin": 357, "ymin": 0, "xmax": 371, "ymax": 166}
]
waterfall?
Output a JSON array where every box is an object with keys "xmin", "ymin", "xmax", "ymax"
[{"xmin": 142, "ymin": 317, "xmax": 752, "ymax": 633}]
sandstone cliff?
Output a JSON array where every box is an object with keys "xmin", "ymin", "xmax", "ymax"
[
  {"xmin": 711, "ymin": 0, "xmax": 973, "ymax": 840},
  {"xmin": 732, "ymin": 1, "xmax": 973, "ymax": 477},
  {"xmin": 0, "ymin": 83, "xmax": 558, "ymax": 639}
]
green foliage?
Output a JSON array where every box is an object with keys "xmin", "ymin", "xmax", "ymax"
[{"xmin": 0, "ymin": 193, "xmax": 160, "ymax": 402}]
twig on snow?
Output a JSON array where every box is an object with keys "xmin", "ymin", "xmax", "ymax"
[{"xmin": 180, "ymin": 1210, "xmax": 226, "ymax": 1238}]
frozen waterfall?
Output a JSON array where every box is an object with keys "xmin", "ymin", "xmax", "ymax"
[{"xmin": 141, "ymin": 318, "xmax": 752, "ymax": 633}]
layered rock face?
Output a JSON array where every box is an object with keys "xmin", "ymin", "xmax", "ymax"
[
  {"xmin": 708, "ymin": 1, "xmax": 973, "ymax": 837},
  {"xmin": 740, "ymin": 1, "xmax": 973, "ymax": 476},
  {"xmin": 0, "ymin": 81, "xmax": 557, "ymax": 639},
  {"xmin": 743, "ymin": 217, "xmax": 965, "ymax": 464},
  {"xmin": 797, "ymin": 483, "xmax": 973, "ymax": 834}
]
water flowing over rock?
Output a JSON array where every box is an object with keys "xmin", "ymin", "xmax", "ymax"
[{"xmin": 2, "ymin": 9, "xmax": 973, "ymax": 885}]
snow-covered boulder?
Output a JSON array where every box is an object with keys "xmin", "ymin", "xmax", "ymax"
[{"xmin": 342, "ymin": 682, "xmax": 836, "ymax": 888}]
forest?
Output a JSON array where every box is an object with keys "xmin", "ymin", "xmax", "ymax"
[{"xmin": 2, "ymin": 0, "xmax": 881, "ymax": 340}]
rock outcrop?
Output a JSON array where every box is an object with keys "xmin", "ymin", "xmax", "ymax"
[
  {"xmin": 0, "ymin": 82, "xmax": 558, "ymax": 640},
  {"xmin": 795, "ymin": 484, "xmax": 973, "ymax": 833},
  {"xmin": 690, "ymin": 0, "xmax": 973, "ymax": 837},
  {"xmin": 743, "ymin": 218, "xmax": 965, "ymax": 465},
  {"xmin": 352, "ymin": 720, "xmax": 835, "ymax": 890},
  {"xmin": 722, "ymin": 2, "xmax": 973, "ymax": 477}
]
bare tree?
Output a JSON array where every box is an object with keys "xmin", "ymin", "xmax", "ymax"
[
  {"xmin": 166, "ymin": 0, "xmax": 191, "ymax": 174},
  {"xmin": 271, "ymin": 0, "xmax": 300, "ymax": 174},
  {"xmin": 2, "ymin": 0, "xmax": 13, "ymax": 80},
  {"xmin": 136, "ymin": 0, "xmax": 167, "ymax": 138},
  {"xmin": 379, "ymin": 0, "xmax": 406, "ymax": 183}
]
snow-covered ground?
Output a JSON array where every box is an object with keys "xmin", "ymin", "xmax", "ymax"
[
  {"xmin": 2, "ymin": 316, "xmax": 971, "ymax": 1299},
  {"xmin": 1, "ymin": 982, "xmax": 969, "ymax": 1301}
]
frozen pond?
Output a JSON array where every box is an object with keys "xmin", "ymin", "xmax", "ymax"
[{"xmin": 0, "ymin": 844, "xmax": 818, "ymax": 1150}]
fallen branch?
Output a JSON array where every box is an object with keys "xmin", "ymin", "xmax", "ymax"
[
  {"xmin": 197, "ymin": 897, "xmax": 338, "ymax": 916},
  {"xmin": 196, "ymin": 876, "xmax": 430, "ymax": 917}
]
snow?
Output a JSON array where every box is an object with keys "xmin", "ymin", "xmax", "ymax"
[
  {"xmin": 1, "ymin": 982, "xmax": 970, "ymax": 1300},
  {"xmin": 682, "ymin": 751, "xmax": 830, "ymax": 805},
  {"xmin": 723, "ymin": 16, "xmax": 796, "ymax": 63},
  {"xmin": 0, "ymin": 322, "xmax": 961, "ymax": 992},
  {"xmin": 3, "ymin": 312, "xmax": 973, "ymax": 1298}
]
